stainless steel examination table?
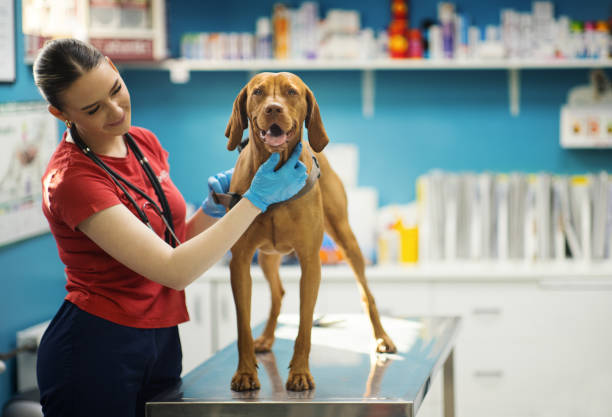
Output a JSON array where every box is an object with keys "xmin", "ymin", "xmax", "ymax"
[{"xmin": 147, "ymin": 314, "xmax": 461, "ymax": 417}]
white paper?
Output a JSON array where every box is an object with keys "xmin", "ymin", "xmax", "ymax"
[{"xmin": 0, "ymin": 102, "xmax": 58, "ymax": 246}]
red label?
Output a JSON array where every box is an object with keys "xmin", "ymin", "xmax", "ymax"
[
  {"xmin": 89, "ymin": 0, "xmax": 120, "ymax": 7},
  {"xmin": 89, "ymin": 38, "xmax": 154, "ymax": 60}
]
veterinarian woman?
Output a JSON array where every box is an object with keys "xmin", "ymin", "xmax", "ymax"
[{"xmin": 33, "ymin": 38, "xmax": 307, "ymax": 417}]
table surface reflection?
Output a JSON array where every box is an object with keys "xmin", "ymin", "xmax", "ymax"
[{"xmin": 147, "ymin": 314, "xmax": 460, "ymax": 417}]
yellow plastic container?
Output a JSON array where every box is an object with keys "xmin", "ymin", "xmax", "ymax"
[{"xmin": 392, "ymin": 220, "xmax": 418, "ymax": 263}]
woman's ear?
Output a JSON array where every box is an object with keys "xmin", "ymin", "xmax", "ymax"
[{"xmin": 48, "ymin": 105, "xmax": 66, "ymax": 123}]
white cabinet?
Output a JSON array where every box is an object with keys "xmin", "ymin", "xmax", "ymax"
[
  {"xmin": 22, "ymin": 0, "xmax": 168, "ymax": 63},
  {"xmin": 431, "ymin": 281, "xmax": 612, "ymax": 417},
  {"xmin": 528, "ymin": 284, "xmax": 612, "ymax": 417},
  {"xmin": 178, "ymin": 282, "xmax": 213, "ymax": 375},
  {"xmin": 432, "ymin": 283, "xmax": 541, "ymax": 417}
]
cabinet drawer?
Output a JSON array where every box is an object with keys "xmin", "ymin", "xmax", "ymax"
[{"xmin": 432, "ymin": 283, "xmax": 541, "ymax": 347}]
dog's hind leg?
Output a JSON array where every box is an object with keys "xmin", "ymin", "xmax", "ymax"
[
  {"xmin": 229, "ymin": 244, "xmax": 261, "ymax": 391},
  {"xmin": 254, "ymin": 252, "xmax": 284, "ymax": 352},
  {"xmin": 324, "ymin": 217, "xmax": 397, "ymax": 354}
]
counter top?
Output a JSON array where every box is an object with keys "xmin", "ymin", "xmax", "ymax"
[
  {"xmin": 147, "ymin": 314, "xmax": 461, "ymax": 417},
  {"xmin": 194, "ymin": 261, "xmax": 612, "ymax": 285}
]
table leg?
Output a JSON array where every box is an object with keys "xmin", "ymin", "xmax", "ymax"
[{"xmin": 443, "ymin": 349, "xmax": 455, "ymax": 417}]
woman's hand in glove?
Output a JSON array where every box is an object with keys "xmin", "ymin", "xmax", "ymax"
[
  {"xmin": 244, "ymin": 142, "xmax": 307, "ymax": 212},
  {"xmin": 201, "ymin": 168, "xmax": 233, "ymax": 218}
]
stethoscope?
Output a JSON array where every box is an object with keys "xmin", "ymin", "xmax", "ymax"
[{"xmin": 69, "ymin": 124, "xmax": 181, "ymax": 247}]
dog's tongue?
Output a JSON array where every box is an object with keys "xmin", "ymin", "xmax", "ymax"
[{"xmin": 265, "ymin": 124, "xmax": 287, "ymax": 147}]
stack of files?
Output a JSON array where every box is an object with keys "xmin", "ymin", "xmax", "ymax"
[{"xmin": 416, "ymin": 170, "xmax": 612, "ymax": 263}]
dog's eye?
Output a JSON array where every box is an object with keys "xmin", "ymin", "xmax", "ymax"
[
  {"xmin": 288, "ymin": 88, "xmax": 298, "ymax": 96},
  {"xmin": 252, "ymin": 88, "xmax": 263, "ymax": 96}
]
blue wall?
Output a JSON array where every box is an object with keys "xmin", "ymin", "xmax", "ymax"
[
  {"xmin": 2, "ymin": 0, "xmax": 611, "ymax": 409},
  {"xmin": 0, "ymin": 0, "xmax": 67, "ymax": 409}
]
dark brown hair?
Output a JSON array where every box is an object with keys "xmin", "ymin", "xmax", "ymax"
[{"xmin": 33, "ymin": 38, "xmax": 105, "ymax": 110}]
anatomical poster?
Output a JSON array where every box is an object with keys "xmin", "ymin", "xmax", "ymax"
[{"xmin": 0, "ymin": 101, "xmax": 58, "ymax": 246}]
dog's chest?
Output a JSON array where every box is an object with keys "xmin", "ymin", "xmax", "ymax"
[
  {"xmin": 252, "ymin": 212, "xmax": 295, "ymax": 254},
  {"xmin": 248, "ymin": 193, "xmax": 323, "ymax": 254}
]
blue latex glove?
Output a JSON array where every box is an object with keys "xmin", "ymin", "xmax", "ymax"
[
  {"xmin": 244, "ymin": 142, "xmax": 307, "ymax": 212},
  {"xmin": 201, "ymin": 168, "xmax": 234, "ymax": 217}
]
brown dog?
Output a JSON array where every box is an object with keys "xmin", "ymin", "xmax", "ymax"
[{"xmin": 224, "ymin": 72, "xmax": 396, "ymax": 392}]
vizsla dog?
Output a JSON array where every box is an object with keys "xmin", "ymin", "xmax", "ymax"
[{"xmin": 224, "ymin": 72, "xmax": 396, "ymax": 392}]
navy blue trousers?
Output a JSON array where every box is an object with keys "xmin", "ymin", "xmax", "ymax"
[{"xmin": 37, "ymin": 300, "xmax": 182, "ymax": 417}]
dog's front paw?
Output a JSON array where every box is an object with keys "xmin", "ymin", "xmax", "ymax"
[
  {"xmin": 231, "ymin": 371, "xmax": 261, "ymax": 391},
  {"xmin": 253, "ymin": 335, "xmax": 275, "ymax": 352},
  {"xmin": 286, "ymin": 370, "xmax": 315, "ymax": 391},
  {"xmin": 376, "ymin": 335, "xmax": 397, "ymax": 353}
]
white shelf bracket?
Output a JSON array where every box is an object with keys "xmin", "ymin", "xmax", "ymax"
[
  {"xmin": 362, "ymin": 69, "xmax": 375, "ymax": 118},
  {"xmin": 508, "ymin": 68, "xmax": 520, "ymax": 117}
]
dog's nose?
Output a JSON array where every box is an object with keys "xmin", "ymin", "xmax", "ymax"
[{"xmin": 265, "ymin": 103, "xmax": 283, "ymax": 114}]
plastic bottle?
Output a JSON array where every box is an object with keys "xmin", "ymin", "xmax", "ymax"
[
  {"xmin": 407, "ymin": 28, "xmax": 423, "ymax": 58},
  {"xmin": 376, "ymin": 29, "xmax": 389, "ymax": 58},
  {"xmin": 595, "ymin": 21, "xmax": 609, "ymax": 59},
  {"xmin": 584, "ymin": 21, "xmax": 596, "ymax": 58},
  {"xmin": 301, "ymin": 2, "xmax": 319, "ymax": 60},
  {"xmin": 388, "ymin": 18, "xmax": 408, "ymax": 58},
  {"xmin": 273, "ymin": 4, "xmax": 290, "ymax": 59},
  {"xmin": 391, "ymin": 220, "xmax": 418, "ymax": 264},
  {"xmin": 467, "ymin": 25, "xmax": 480, "ymax": 59},
  {"xmin": 570, "ymin": 20, "xmax": 585, "ymax": 58},
  {"xmin": 428, "ymin": 25, "xmax": 443, "ymax": 59},
  {"xmin": 377, "ymin": 229, "xmax": 400, "ymax": 265},
  {"xmin": 388, "ymin": 0, "xmax": 409, "ymax": 58},
  {"xmin": 255, "ymin": 17, "xmax": 272, "ymax": 59},
  {"xmin": 438, "ymin": 2, "xmax": 455, "ymax": 59},
  {"xmin": 228, "ymin": 32, "xmax": 240, "ymax": 60},
  {"xmin": 240, "ymin": 33, "xmax": 254, "ymax": 60}
]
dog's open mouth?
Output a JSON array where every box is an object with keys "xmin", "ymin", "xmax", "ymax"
[{"xmin": 259, "ymin": 123, "xmax": 291, "ymax": 147}]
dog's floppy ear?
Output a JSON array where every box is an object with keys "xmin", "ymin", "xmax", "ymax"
[
  {"xmin": 305, "ymin": 86, "xmax": 329, "ymax": 152},
  {"xmin": 225, "ymin": 86, "xmax": 248, "ymax": 151}
]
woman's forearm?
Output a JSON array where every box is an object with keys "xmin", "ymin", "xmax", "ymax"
[
  {"xmin": 167, "ymin": 198, "xmax": 261, "ymax": 289},
  {"xmin": 78, "ymin": 198, "xmax": 261, "ymax": 291},
  {"xmin": 184, "ymin": 208, "xmax": 219, "ymax": 240}
]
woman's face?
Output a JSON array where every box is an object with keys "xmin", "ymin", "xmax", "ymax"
[{"xmin": 57, "ymin": 59, "xmax": 131, "ymax": 140}]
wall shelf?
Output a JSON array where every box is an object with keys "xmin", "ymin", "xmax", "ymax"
[
  {"xmin": 121, "ymin": 58, "xmax": 612, "ymax": 71},
  {"xmin": 119, "ymin": 58, "xmax": 612, "ymax": 117}
]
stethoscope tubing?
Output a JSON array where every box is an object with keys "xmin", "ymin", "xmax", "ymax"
[{"xmin": 69, "ymin": 125, "xmax": 181, "ymax": 246}]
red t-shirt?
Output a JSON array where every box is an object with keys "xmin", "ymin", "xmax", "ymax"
[{"xmin": 42, "ymin": 126, "xmax": 189, "ymax": 328}]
